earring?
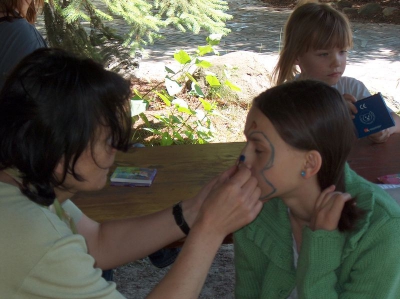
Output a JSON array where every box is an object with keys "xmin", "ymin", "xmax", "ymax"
[{"xmin": 301, "ymin": 170, "xmax": 306, "ymax": 177}]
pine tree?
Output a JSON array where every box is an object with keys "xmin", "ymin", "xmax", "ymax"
[{"xmin": 43, "ymin": 0, "xmax": 231, "ymax": 74}]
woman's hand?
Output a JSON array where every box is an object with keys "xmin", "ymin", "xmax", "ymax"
[
  {"xmin": 183, "ymin": 164, "xmax": 260, "ymax": 228},
  {"xmin": 192, "ymin": 164, "xmax": 263, "ymax": 238},
  {"xmin": 310, "ymin": 185, "xmax": 352, "ymax": 231}
]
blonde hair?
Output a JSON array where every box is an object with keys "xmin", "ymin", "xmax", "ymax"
[{"xmin": 272, "ymin": 1, "xmax": 353, "ymax": 85}]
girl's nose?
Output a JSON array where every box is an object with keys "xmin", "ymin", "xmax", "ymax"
[{"xmin": 331, "ymin": 54, "xmax": 341, "ymax": 67}]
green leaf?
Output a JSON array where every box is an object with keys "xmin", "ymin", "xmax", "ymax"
[
  {"xmin": 161, "ymin": 132, "xmax": 173, "ymax": 146},
  {"xmin": 165, "ymin": 66, "xmax": 176, "ymax": 74},
  {"xmin": 156, "ymin": 92, "xmax": 171, "ymax": 106},
  {"xmin": 206, "ymin": 34, "xmax": 222, "ymax": 46},
  {"xmin": 185, "ymin": 72, "xmax": 198, "ymax": 84},
  {"xmin": 177, "ymin": 106, "xmax": 194, "ymax": 115},
  {"xmin": 195, "ymin": 58, "xmax": 212, "ymax": 68},
  {"xmin": 224, "ymin": 80, "xmax": 241, "ymax": 91},
  {"xmin": 197, "ymin": 45, "xmax": 213, "ymax": 56},
  {"xmin": 191, "ymin": 82, "xmax": 205, "ymax": 97},
  {"xmin": 206, "ymin": 75, "xmax": 221, "ymax": 87},
  {"xmin": 171, "ymin": 115, "xmax": 182, "ymax": 124},
  {"xmin": 174, "ymin": 50, "xmax": 191, "ymax": 64},
  {"xmin": 173, "ymin": 131, "xmax": 184, "ymax": 141},
  {"xmin": 139, "ymin": 113, "xmax": 151, "ymax": 127},
  {"xmin": 199, "ymin": 98, "xmax": 212, "ymax": 111}
]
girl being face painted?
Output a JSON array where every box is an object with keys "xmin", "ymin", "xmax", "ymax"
[{"xmin": 241, "ymin": 106, "xmax": 308, "ymax": 202}]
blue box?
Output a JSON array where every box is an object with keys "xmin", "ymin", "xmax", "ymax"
[{"xmin": 352, "ymin": 93, "xmax": 395, "ymax": 138}]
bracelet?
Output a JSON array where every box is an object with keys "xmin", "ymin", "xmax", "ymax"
[{"xmin": 172, "ymin": 201, "xmax": 190, "ymax": 236}]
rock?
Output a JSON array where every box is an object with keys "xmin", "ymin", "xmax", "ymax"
[
  {"xmin": 383, "ymin": 7, "xmax": 399, "ymax": 17},
  {"xmin": 343, "ymin": 7, "xmax": 358, "ymax": 16},
  {"xmin": 337, "ymin": 0, "xmax": 352, "ymax": 10},
  {"xmin": 197, "ymin": 51, "xmax": 274, "ymax": 105},
  {"xmin": 358, "ymin": 3, "xmax": 382, "ymax": 17}
]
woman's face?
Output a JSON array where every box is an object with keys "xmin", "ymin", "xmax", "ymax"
[
  {"xmin": 241, "ymin": 107, "xmax": 306, "ymax": 202},
  {"xmin": 58, "ymin": 127, "xmax": 117, "ymax": 194}
]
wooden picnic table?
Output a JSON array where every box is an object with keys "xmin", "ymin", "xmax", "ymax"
[{"xmin": 73, "ymin": 135, "xmax": 400, "ymax": 223}]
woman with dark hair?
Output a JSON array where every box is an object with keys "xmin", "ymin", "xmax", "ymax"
[
  {"xmin": 0, "ymin": 48, "xmax": 263, "ymax": 298},
  {"xmin": 0, "ymin": 0, "xmax": 46, "ymax": 89},
  {"xmin": 234, "ymin": 80, "xmax": 400, "ymax": 298}
]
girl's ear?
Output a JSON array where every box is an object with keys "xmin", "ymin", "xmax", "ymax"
[{"xmin": 303, "ymin": 150, "xmax": 322, "ymax": 178}]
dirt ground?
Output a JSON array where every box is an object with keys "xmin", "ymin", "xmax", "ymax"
[{"xmin": 114, "ymin": 245, "xmax": 236, "ymax": 299}]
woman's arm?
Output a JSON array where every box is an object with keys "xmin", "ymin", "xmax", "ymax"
[{"xmin": 76, "ymin": 165, "xmax": 262, "ymax": 271}]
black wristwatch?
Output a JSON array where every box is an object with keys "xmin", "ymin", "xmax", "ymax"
[{"xmin": 172, "ymin": 201, "xmax": 190, "ymax": 235}]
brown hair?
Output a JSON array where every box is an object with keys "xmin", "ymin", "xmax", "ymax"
[
  {"xmin": 0, "ymin": 0, "xmax": 44, "ymax": 23},
  {"xmin": 273, "ymin": 2, "xmax": 353, "ymax": 85},
  {"xmin": 253, "ymin": 80, "xmax": 363, "ymax": 231}
]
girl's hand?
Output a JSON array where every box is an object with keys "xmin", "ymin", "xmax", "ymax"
[
  {"xmin": 343, "ymin": 93, "xmax": 358, "ymax": 119},
  {"xmin": 368, "ymin": 128, "xmax": 391, "ymax": 143},
  {"xmin": 310, "ymin": 185, "xmax": 352, "ymax": 231}
]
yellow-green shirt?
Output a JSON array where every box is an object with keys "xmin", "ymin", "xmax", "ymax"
[{"xmin": 0, "ymin": 181, "xmax": 125, "ymax": 298}]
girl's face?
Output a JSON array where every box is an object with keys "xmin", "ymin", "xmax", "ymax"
[
  {"xmin": 296, "ymin": 47, "xmax": 348, "ymax": 86},
  {"xmin": 57, "ymin": 127, "xmax": 117, "ymax": 194},
  {"xmin": 241, "ymin": 107, "xmax": 307, "ymax": 202}
]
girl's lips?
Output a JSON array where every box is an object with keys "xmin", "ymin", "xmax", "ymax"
[{"xmin": 328, "ymin": 72, "xmax": 342, "ymax": 77}]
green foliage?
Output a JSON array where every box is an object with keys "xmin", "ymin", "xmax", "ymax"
[
  {"xmin": 43, "ymin": 0, "xmax": 232, "ymax": 67},
  {"xmin": 134, "ymin": 35, "xmax": 241, "ymax": 146}
]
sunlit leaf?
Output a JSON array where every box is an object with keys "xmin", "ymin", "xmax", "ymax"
[
  {"xmin": 195, "ymin": 58, "xmax": 212, "ymax": 68},
  {"xmin": 224, "ymin": 80, "xmax": 241, "ymax": 91},
  {"xmin": 206, "ymin": 75, "xmax": 221, "ymax": 87},
  {"xmin": 130, "ymin": 99, "xmax": 147, "ymax": 116},
  {"xmin": 197, "ymin": 45, "xmax": 213, "ymax": 56},
  {"xmin": 174, "ymin": 50, "xmax": 191, "ymax": 64},
  {"xmin": 156, "ymin": 92, "xmax": 171, "ymax": 106},
  {"xmin": 172, "ymin": 98, "xmax": 188, "ymax": 108},
  {"xmin": 185, "ymin": 72, "xmax": 198, "ymax": 83},
  {"xmin": 206, "ymin": 34, "xmax": 222, "ymax": 46},
  {"xmin": 199, "ymin": 98, "xmax": 212, "ymax": 111},
  {"xmin": 165, "ymin": 78, "xmax": 182, "ymax": 96}
]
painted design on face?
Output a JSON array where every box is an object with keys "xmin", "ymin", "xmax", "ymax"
[{"xmin": 248, "ymin": 130, "xmax": 276, "ymax": 200}]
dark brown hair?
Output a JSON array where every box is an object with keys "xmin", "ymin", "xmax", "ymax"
[
  {"xmin": 253, "ymin": 80, "xmax": 363, "ymax": 231},
  {"xmin": 0, "ymin": 48, "xmax": 132, "ymax": 206},
  {"xmin": 0, "ymin": 0, "xmax": 44, "ymax": 23}
]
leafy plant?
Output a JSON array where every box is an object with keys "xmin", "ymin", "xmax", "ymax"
[
  {"xmin": 133, "ymin": 35, "xmax": 241, "ymax": 146},
  {"xmin": 43, "ymin": 0, "xmax": 232, "ymax": 71}
]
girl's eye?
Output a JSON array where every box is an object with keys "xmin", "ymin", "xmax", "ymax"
[
  {"xmin": 255, "ymin": 149, "xmax": 263, "ymax": 154},
  {"xmin": 318, "ymin": 53, "xmax": 328, "ymax": 57}
]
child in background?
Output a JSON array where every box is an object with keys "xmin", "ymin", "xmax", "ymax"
[
  {"xmin": 272, "ymin": 1, "xmax": 400, "ymax": 143},
  {"xmin": 234, "ymin": 80, "xmax": 400, "ymax": 298}
]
